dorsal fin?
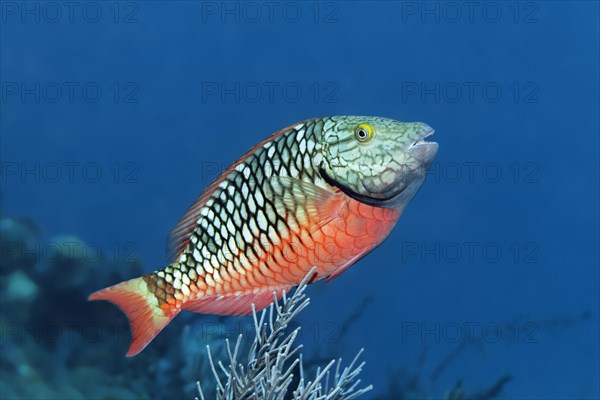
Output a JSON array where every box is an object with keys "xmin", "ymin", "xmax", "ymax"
[{"xmin": 166, "ymin": 120, "xmax": 311, "ymax": 262}]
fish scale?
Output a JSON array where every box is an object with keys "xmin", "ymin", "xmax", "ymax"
[
  {"xmin": 89, "ymin": 116, "xmax": 438, "ymax": 356},
  {"xmin": 144, "ymin": 120, "xmax": 323, "ymax": 308}
]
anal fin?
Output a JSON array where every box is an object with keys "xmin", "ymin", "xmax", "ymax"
[{"xmin": 183, "ymin": 287, "xmax": 291, "ymax": 316}]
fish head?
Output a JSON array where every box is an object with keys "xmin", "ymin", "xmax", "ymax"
[{"xmin": 319, "ymin": 116, "xmax": 438, "ymax": 209}]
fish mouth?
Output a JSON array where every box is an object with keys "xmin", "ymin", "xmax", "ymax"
[
  {"xmin": 407, "ymin": 129, "xmax": 438, "ymax": 166},
  {"xmin": 409, "ymin": 128, "xmax": 436, "ymax": 149}
]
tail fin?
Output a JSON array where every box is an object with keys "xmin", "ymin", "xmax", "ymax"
[{"xmin": 89, "ymin": 277, "xmax": 179, "ymax": 357}]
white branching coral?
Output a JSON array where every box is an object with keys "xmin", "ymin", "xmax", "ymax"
[{"xmin": 196, "ymin": 268, "xmax": 372, "ymax": 400}]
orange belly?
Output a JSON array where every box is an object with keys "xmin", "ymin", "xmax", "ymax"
[{"xmin": 194, "ymin": 195, "xmax": 401, "ymax": 296}]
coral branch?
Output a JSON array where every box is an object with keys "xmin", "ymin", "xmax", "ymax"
[{"xmin": 196, "ymin": 268, "xmax": 372, "ymax": 400}]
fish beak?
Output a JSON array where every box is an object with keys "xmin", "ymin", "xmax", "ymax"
[{"xmin": 408, "ymin": 127, "xmax": 438, "ymax": 167}]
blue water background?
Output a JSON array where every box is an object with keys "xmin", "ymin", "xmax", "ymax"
[{"xmin": 1, "ymin": 1, "xmax": 599, "ymax": 398}]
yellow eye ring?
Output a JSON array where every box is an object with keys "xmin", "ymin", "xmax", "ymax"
[{"xmin": 355, "ymin": 123, "xmax": 374, "ymax": 143}]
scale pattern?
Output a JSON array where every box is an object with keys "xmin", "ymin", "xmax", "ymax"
[{"xmin": 143, "ymin": 119, "xmax": 329, "ymax": 310}]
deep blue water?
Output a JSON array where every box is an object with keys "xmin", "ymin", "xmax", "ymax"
[{"xmin": 1, "ymin": 1, "xmax": 599, "ymax": 399}]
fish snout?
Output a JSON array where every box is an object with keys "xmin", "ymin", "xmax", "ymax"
[{"xmin": 407, "ymin": 124, "xmax": 437, "ymax": 170}]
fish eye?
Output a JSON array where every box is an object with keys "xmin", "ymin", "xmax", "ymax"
[{"xmin": 355, "ymin": 123, "xmax": 374, "ymax": 143}]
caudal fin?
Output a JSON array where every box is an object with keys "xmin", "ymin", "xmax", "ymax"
[{"xmin": 89, "ymin": 277, "xmax": 179, "ymax": 357}]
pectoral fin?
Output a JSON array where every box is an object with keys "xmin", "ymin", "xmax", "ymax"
[{"xmin": 268, "ymin": 176, "xmax": 343, "ymax": 232}]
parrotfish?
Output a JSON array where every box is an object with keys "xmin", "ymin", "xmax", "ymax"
[{"xmin": 89, "ymin": 116, "xmax": 438, "ymax": 356}]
